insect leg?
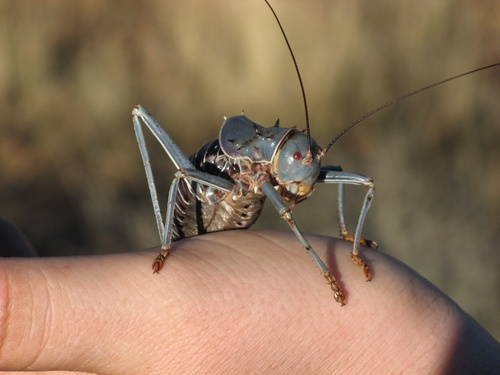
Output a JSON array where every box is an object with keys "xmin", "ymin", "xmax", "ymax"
[
  {"xmin": 331, "ymin": 170, "xmax": 350, "ymax": 243},
  {"xmin": 337, "ymin": 182, "xmax": 377, "ymax": 248},
  {"xmin": 133, "ymin": 105, "xmax": 195, "ymax": 171},
  {"xmin": 259, "ymin": 179, "xmax": 345, "ymax": 305},
  {"xmin": 150, "ymin": 174, "xmax": 181, "ymax": 272},
  {"xmin": 337, "ymin": 182, "xmax": 351, "ymax": 241},
  {"xmin": 133, "ymin": 111, "xmax": 168, "ymax": 248},
  {"xmin": 318, "ymin": 167, "xmax": 376, "ymax": 280},
  {"xmin": 133, "ymin": 106, "xmax": 234, "ymax": 272}
]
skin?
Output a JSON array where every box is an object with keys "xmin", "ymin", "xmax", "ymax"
[{"xmin": 0, "ymin": 230, "xmax": 499, "ymax": 374}]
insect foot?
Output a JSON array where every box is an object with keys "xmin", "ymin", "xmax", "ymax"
[
  {"xmin": 351, "ymin": 253, "xmax": 372, "ymax": 281},
  {"xmin": 323, "ymin": 272, "xmax": 346, "ymax": 306},
  {"xmin": 152, "ymin": 246, "xmax": 171, "ymax": 273}
]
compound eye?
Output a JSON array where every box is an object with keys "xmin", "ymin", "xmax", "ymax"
[{"xmin": 293, "ymin": 151, "xmax": 302, "ymax": 161}]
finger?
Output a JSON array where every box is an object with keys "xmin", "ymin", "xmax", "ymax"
[
  {"xmin": 0, "ymin": 232, "xmax": 378, "ymax": 373},
  {"xmin": 0, "ymin": 231, "xmax": 497, "ymax": 374}
]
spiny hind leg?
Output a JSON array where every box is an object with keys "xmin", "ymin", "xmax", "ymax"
[{"xmin": 133, "ymin": 105, "xmax": 234, "ymax": 274}]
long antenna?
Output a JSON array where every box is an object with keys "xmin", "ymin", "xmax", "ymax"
[
  {"xmin": 264, "ymin": 0, "xmax": 311, "ymax": 149},
  {"xmin": 324, "ymin": 62, "xmax": 500, "ymax": 153}
]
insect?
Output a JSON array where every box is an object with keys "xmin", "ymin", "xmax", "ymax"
[{"xmin": 132, "ymin": 0, "xmax": 499, "ymax": 305}]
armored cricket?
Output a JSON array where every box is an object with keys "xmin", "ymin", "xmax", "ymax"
[{"xmin": 132, "ymin": 1, "xmax": 500, "ymax": 305}]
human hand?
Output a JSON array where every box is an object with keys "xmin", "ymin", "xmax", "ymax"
[{"xmin": 1, "ymin": 230, "xmax": 499, "ymax": 374}]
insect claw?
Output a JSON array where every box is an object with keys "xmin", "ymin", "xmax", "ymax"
[
  {"xmin": 334, "ymin": 290, "xmax": 346, "ymax": 306},
  {"xmin": 152, "ymin": 247, "xmax": 170, "ymax": 273},
  {"xmin": 152, "ymin": 257, "xmax": 163, "ymax": 273}
]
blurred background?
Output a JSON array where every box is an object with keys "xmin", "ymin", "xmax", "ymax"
[{"xmin": 1, "ymin": 0, "xmax": 499, "ymax": 339}]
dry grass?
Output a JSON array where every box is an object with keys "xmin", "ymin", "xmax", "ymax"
[{"xmin": 1, "ymin": 0, "xmax": 500, "ymax": 339}]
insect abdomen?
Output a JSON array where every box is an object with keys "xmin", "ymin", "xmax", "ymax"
[{"xmin": 172, "ymin": 139, "xmax": 266, "ymax": 241}]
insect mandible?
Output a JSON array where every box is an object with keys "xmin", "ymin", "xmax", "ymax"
[{"xmin": 132, "ymin": 0, "xmax": 500, "ymax": 305}]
